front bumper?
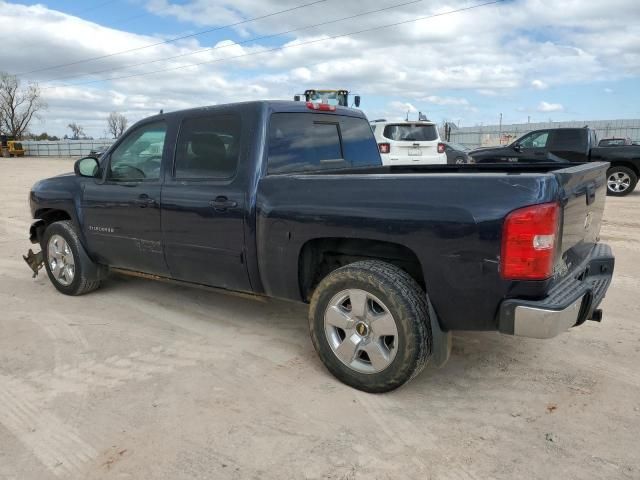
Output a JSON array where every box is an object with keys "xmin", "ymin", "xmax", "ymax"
[{"xmin": 498, "ymin": 243, "xmax": 614, "ymax": 339}]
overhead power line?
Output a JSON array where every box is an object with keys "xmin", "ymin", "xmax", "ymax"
[
  {"xmin": 16, "ymin": 0, "xmax": 329, "ymax": 77},
  {"xmin": 44, "ymin": 0, "xmax": 425, "ymax": 84},
  {"xmin": 74, "ymin": 0, "xmax": 120, "ymax": 16},
  {"xmin": 41, "ymin": 0, "xmax": 506, "ymax": 91}
]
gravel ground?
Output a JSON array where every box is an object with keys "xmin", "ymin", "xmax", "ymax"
[{"xmin": 1, "ymin": 157, "xmax": 639, "ymax": 480}]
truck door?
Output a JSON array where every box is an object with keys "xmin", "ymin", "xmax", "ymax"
[
  {"xmin": 160, "ymin": 111, "xmax": 252, "ymax": 292},
  {"xmin": 513, "ymin": 129, "xmax": 551, "ymax": 161},
  {"xmin": 82, "ymin": 120, "xmax": 170, "ymax": 276}
]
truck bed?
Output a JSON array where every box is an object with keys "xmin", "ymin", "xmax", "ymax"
[{"xmin": 256, "ymin": 162, "xmax": 609, "ymax": 332}]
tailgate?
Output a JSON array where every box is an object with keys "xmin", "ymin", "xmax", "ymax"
[{"xmin": 553, "ymin": 162, "xmax": 608, "ymax": 279}]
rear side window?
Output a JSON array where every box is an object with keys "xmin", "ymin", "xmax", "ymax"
[
  {"xmin": 268, "ymin": 113, "xmax": 380, "ymax": 174},
  {"xmin": 383, "ymin": 124, "xmax": 438, "ymax": 141},
  {"xmin": 551, "ymin": 130, "xmax": 585, "ymax": 150},
  {"xmin": 174, "ymin": 114, "xmax": 241, "ymax": 179},
  {"xmin": 340, "ymin": 116, "xmax": 381, "ymax": 168}
]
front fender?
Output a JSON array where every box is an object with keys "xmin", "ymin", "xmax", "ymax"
[{"xmin": 29, "ymin": 220, "xmax": 46, "ymax": 244}]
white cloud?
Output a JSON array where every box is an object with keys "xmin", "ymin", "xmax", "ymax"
[
  {"xmin": 389, "ymin": 101, "xmax": 417, "ymax": 114},
  {"xmin": 604, "ymin": 87, "xmax": 614, "ymax": 94},
  {"xmin": 531, "ymin": 79, "xmax": 548, "ymax": 90},
  {"xmin": 0, "ymin": 0, "xmax": 639, "ymax": 135},
  {"xmin": 537, "ymin": 101, "xmax": 564, "ymax": 112},
  {"xmin": 421, "ymin": 95, "xmax": 469, "ymax": 106}
]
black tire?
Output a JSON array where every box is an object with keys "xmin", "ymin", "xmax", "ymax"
[
  {"xmin": 42, "ymin": 220, "xmax": 102, "ymax": 296},
  {"xmin": 455, "ymin": 156, "xmax": 465, "ymax": 164},
  {"xmin": 606, "ymin": 166, "xmax": 637, "ymax": 197},
  {"xmin": 309, "ymin": 260, "xmax": 432, "ymax": 393}
]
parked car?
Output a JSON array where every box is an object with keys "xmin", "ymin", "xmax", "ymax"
[
  {"xmin": 443, "ymin": 141, "xmax": 471, "ymax": 164},
  {"xmin": 25, "ymin": 101, "xmax": 614, "ymax": 392},
  {"xmin": 469, "ymin": 128, "xmax": 640, "ymax": 196},
  {"xmin": 598, "ymin": 138, "xmax": 633, "ymax": 147},
  {"xmin": 371, "ymin": 119, "xmax": 446, "ymax": 165}
]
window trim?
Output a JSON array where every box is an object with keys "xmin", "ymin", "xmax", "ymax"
[
  {"xmin": 105, "ymin": 120, "xmax": 167, "ymax": 184},
  {"xmin": 171, "ymin": 112, "xmax": 242, "ymax": 182}
]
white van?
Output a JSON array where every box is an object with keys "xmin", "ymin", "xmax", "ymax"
[{"xmin": 371, "ymin": 120, "xmax": 447, "ymax": 165}]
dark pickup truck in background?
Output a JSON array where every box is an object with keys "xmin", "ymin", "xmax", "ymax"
[
  {"xmin": 469, "ymin": 127, "xmax": 640, "ymax": 196},
  {"xmin": 26, "ymin": 101, "xmax": 614, "ymax": 392}
]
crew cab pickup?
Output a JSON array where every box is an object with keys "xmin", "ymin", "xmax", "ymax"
[
  {"xmin": 25, "ymin": 101, "xmax": 615, "ymax": 392},
  {"xmin": 469, "ymin": 127, "xmax": 640, "ymax": 196}
]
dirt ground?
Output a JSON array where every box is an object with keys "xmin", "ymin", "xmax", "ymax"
[{"xmin": 0, "ymin": 157, "xmax": 638, "ymax": 480}]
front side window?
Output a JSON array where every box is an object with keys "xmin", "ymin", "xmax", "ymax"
[
  {"xmin": 268, "ymin": 113, "xmax": 344, "ymax": 174},
  {"xmin": 108, "ymin": 121, "xmax": 166, "ymax": 181},
  {"xmin": 519, "ymin": 131, "xmax": 549, "ymax": 148},
  {"xmin": 174, "ymin": 114, "xmax": 241, "ymax": 179}
]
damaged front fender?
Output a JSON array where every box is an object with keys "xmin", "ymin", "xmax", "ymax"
[{"xmin": 29, "ymin": 219, "xmax": 46, "ymax": 244}]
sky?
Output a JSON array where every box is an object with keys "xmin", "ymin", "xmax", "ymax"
[{"xmin": 1, "ymin": 0, "xmax": 639, "ymax": 138}]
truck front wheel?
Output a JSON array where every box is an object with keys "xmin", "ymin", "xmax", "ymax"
[
  {"xmin": 606, "ymin": 166, "xmax": 637, "ymax": 196},
  {"xmin": 42, "ymin": 220, "xmax": 102, "ymax": 296},
  {"xmin": 309, "ymin": 260, "xmax": 432, "ymax": 393}
]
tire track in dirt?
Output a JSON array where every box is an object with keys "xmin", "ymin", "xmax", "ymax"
[{"xmin": 0, "ymin": 375, "xmax": 98, "ymax": 479}]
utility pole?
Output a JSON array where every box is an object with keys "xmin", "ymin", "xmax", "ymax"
[
  {"xmin": 498, "ymin": 113, "xmax": 503, "ymax": 144},
  {"xmin": 527, "ymin": 115, "xmax": 531, "ymax": 124}
]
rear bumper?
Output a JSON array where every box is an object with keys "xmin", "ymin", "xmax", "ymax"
[
  {"xmin": 498, "ymin": 243, "xmax": 614, "ymax": 339},
  {"xmin": 380, "ymin": 153, "xmax": 447, "ymax": 165}
]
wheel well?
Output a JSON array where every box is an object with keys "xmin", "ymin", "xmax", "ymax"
[
  {"xmin": 609, "ymin": 161, "xmax": 639, "ymax": 176},
  {"xmin": 298, "ymin": 238, "xmax": 424, "ymax": 301},
  {"xmin": 32, "ymin": 209, "xmax": 72, "ymax": 242}
]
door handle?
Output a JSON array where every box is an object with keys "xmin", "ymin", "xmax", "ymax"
[
  {"xmin": 210, "ymin": 196, "xmax": 238, "ymax": 212},
  {"xmin": 135, "ymin": 194, "xmax": 156, "ymax": 208}
]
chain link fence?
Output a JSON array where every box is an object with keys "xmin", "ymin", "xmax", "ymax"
[
  {"xmin": 446, "ymin": 120, "xmax": 640, "ymax": 150},
  {"xmin": 20, "ymin": 141, "xmax": 114, "ymax": 157}
]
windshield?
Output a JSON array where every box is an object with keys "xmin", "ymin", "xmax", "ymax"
[
  {"xmin": 383, "ymin": 124, "xmax": 438, "ymax": 141},
  {"xmin": 447, "ymin": 142, "xmax": 468, "ymax": 151},
  {"xmin": 599, "ymin": 139, "xmax": 626, "ymax": 146}
]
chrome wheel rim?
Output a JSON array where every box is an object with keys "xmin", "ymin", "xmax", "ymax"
[
  {"xmin": 608, "ymin": 171, "xmax": 631, "ymax": 193},
  {"xmin": 47, "ymin": 234, "xmax": 75, "ymax": 286},
  {"xmin": 324, "ymin": 289, "xmax": 399, "ymax": 374}
]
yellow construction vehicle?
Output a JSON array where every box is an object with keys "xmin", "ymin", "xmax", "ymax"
[
  {"xmin": 1, "ymin": 135, "xmax": 24, "ymax": 157},
  {"xmin": 7, "ymin": 140, "xmax": 25, "ymax": 157}
]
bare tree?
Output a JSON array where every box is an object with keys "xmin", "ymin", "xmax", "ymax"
[
  {"xmin": 106, "ymin": 111, "xmax": 128, "ymax": 138},
  {"xmin": 0, "ymin": 72, "xmax": 46, "ymax": 139},
  {"xmin": 67, "ymin": 122, "xmax": 85, "ymax": 140}
]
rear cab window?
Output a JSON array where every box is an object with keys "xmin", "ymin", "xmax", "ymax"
[
  {"xmin": 383, "ymin": 124, "xmax": 438, "ymax": 141},
  {"xmin": 267, "ymin": 113, "xmax": 380, "ymax": 174}
]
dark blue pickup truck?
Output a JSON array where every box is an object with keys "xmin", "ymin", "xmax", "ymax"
[{"xmin": 25, "ymin": 101, "xmax": 614, "ymax": 392}]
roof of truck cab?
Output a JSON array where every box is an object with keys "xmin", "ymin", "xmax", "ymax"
[{"xmin": 142, "ymin": 100, "xmax": 368, "ymax": 123}]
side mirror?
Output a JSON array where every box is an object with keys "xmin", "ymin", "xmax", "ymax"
[
  {"xmin": 354, "ymin": 95, "xmax": 361, "ymax": 107},
  {"xmin": 294, "ymin": 95, "xmax": 300, "ymax": 102},
  {"xmin": 513, "ymin": 143, "xmax": 522, "ymax": 152},
  {"xmin": 74, "ymin": 157, "xmax": 100, "ymax": 177}
]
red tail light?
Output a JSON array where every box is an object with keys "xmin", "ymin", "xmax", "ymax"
[
  {"xmin": 378, "ymin": 143, "xmax": 390, "ymax": 154},
  {"xmin": 437, "ymin": 142, "xmax": 446, "ymax": 154},
  {"xmin": 306, "ymin": 101, "xmax": 336, "ymax": 112},
  {"xmin": 501, "ymin": 202, "xmax": 560, "ymax": 280}
]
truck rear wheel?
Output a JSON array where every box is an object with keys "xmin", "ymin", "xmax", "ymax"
[
  {"xmin": 309, "ymin": 260, "xmax": 432, "ymax": 393},
  {"xmin": 606, "ymin": 166, "xmax": 637, "ymax": 196},
  {"xmin": 42, "ymin": 221, "xmax": 102, "ymax": 296}
]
